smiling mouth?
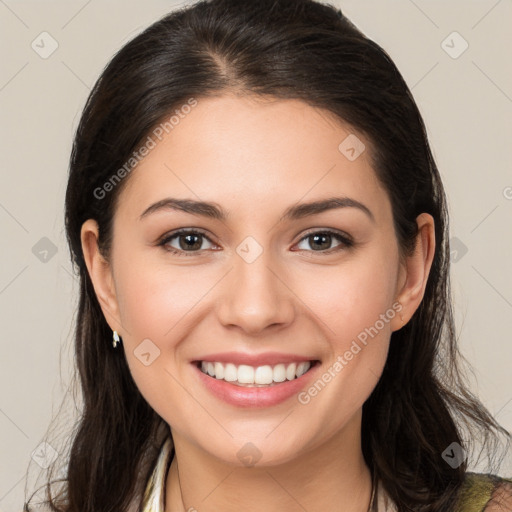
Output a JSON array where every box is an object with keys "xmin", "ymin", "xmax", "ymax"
[{"xmin": 195, "ymin": 360, "xmax": 320, "ymax": 387}]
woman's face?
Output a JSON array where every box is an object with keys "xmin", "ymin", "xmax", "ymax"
[{"xmin": 82, "ymin": 94, "xmax": 434, "ymax": 466}]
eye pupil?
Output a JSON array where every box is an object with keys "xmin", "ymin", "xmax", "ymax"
[
  {"xmin": 180, "ymin": 234, "xmax": 202, "ymax": 251},
  {"xmin": 310, "ymin": 233, "xmax": 331, "ymax": 250}
]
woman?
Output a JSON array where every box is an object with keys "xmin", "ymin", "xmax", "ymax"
[{"xmin": 24, "ymin": 0, "xmax": 512, "ymax": 511}]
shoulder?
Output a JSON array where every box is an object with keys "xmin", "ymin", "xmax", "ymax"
[
  {"xmin": 457, "ymin": 472, "xmax": 512, "ymax": 512},
  {"xmin": 483, "ymin": 479, "xmax": 512, "ymax": 511}
]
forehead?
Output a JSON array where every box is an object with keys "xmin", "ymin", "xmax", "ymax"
[{"xmin": 118, "ymin": 94, "xmax": 390, "ymax": 222}]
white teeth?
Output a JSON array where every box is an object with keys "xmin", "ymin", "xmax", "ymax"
[
  {"xmin": 198, "ymin": 360, "xmax": 313, "ymax": 384},
  {"xmin": 214, "ymin": 362, "xmax": 224, "ymax": 380},
  {"xmin": 237, "ymin": 365, "xmax": 254, "ymax": 384},
  {"xmin": 254, "ymin": 365, "xmax": 274, "ymax": 384},
  {"xmin": 296, "ymin": 362, "xmax": 309, "ymax": 377},
  {"xmin": 224, "ymin": 363, "xmax": 238, "ymax": 382},
  {"xmin": 286, "ymin": 363, "xmax": 297, "ymax": 380},
  {"xmin": 270, "ymin": 364, "xmax": 286, "ymax": 383}
]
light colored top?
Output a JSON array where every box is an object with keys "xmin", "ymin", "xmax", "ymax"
[{"xmin": 141, "ymin": 436, "xmax": 173, "ymax": 511}]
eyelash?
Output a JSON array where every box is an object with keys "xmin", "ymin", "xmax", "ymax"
[{"xmin": 157, "ymin": 228, "xmax": 354, "ymax": 257}]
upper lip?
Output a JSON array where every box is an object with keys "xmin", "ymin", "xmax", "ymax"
[{"xmin": 192, "ymin": 352, "xmax": 319, "ymax": 367}]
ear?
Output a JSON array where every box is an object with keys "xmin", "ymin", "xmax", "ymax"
[
  {"xmin": 80, "ymin": 219, "xmax": 122, "ymax": 334},
  {"xmin": 391, "ymin": 213, "xmax": 436, "ymax": 331}
]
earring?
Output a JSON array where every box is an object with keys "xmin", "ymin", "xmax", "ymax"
[{"xmin": 112, "ymin": 330, "xmax": 121, "ymax": 348}]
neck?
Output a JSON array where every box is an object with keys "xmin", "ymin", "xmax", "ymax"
[{"xmin": 165, "ymin": 410, "xmax": 373, "ymax": 512}]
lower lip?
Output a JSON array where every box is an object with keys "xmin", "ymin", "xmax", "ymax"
[{"xmin": 193, "ymin": 361, "xmax": 321, "ymax": 408}]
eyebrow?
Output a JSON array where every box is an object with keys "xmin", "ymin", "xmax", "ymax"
[{"xmin": 139, "ymin": 196, "xmax": 375, "ymax": 223}]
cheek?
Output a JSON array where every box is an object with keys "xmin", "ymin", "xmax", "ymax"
[
  {"xmin": 294, "ymin": 244, "xmax": 398, "ymax": 410},
  {"xmin": 114, "ymin": 258, "xmax": 202, "ymax": 422},
  {"xmin": 300, "ymin": 245, "xmax": 399, "ymax": 344},
  {"xmin": 114, "ymin": 254, "xmax": 212, "ymax": 341},
  {"xmin": 112, "ymin": 254, "xmax": 225, "ymax": 417},
  {"xmin": 293, "ymin": 255, "xmax": 396, "ymax": 438}
]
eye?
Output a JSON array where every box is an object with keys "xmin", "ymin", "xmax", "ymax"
[
  {"xmin": 294, "ymin": 229, "xmax": 353, "ymax": 253},
  {"xmin": 158, "ymin": 229, "xmax": 217, "ymax": 256}
]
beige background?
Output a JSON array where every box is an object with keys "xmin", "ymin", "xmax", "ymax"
[{"xmin": 1, "ymin": 0, "xmax": 511, "ymax": 510}]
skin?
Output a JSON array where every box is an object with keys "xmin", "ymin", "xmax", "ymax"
[{"xmin": 81, "ymin": 94, "xmax": 435, "ymax": 512}]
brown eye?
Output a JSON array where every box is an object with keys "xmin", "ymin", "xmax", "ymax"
[
  {"xmin": 158, "ymin": 229, "xmax": 216, "ymax": 256},
  {"xmin": 177, "ymin": 233, "xmax": 203, "ymax": 251},
  {"xmin": 295, "ymin": 230, "xmax": 353, "ymax": 253}
]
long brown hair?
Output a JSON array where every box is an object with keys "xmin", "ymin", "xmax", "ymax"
[{"xmin": 25, "ymin": 1, "xmax": 510, "ymax": 510}]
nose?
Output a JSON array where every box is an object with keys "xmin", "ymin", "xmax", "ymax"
[{"xmin": 216, "ymin": 246, "xmax": 295, "ymax": 335}]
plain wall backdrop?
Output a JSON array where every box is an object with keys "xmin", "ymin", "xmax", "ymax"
[{"xmin": 1, "ymin": 1, "xmax": 511, "ymax": 510}]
